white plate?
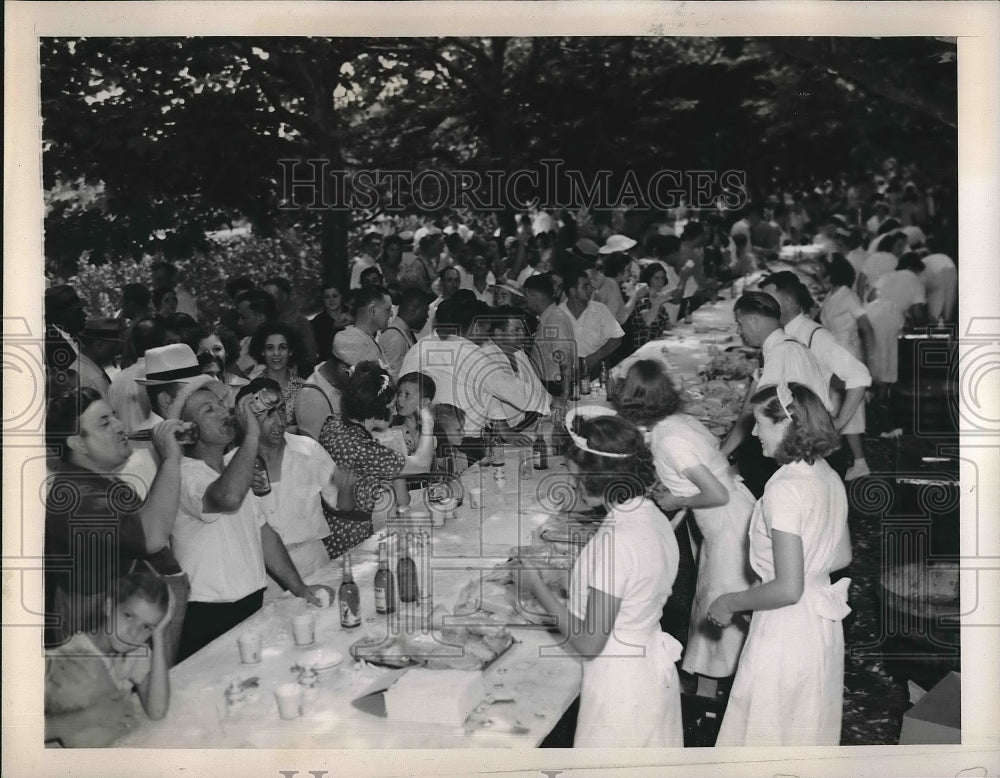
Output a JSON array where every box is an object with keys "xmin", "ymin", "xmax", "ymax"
[{"xmin": 303, "ymin": 647, "xmax": 344, "ymax": 672}]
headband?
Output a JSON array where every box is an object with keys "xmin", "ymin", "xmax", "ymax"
[
  {"xmin": 776, "ymin": 382, "xmax": 794, "ymax": 421},
  {"xmin": 563, "ymin": 405, "xmax": 631, "ymax": 459}
]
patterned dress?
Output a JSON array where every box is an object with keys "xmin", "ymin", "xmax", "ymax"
[
  {"xmin": 318, "ymin": 418, "xmax": 405, "ymax": 558},
  {"xmin": 281, "ymin": 375, "xmax": 306, "ymax": 426}
]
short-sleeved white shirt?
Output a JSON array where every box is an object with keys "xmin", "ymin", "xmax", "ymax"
[
  {"xmin": 172, "ymin": 457, "xmax": 268, "ymax": 603},
  {"xmin": 559, "ymin": 300, "xmax": 625, "ymax": 359},
  {"xmin": 757, "ymin": 329, "xmax": 833, "ymax": 411},
  {"xmin": 650, "ymin": 414, "xmax": 730, "ymax": 498},
  {"xmin": 784, "ymin": 314, "xmax": 872, "ymax": 391},
  {"xmin": 224, "ymin": 433, "xmax": 336, "ymax": 548},
  {"xmin": 569, "ymin": 497, "xmax": 679, "ymax": 642},
  {"xmin": 820, "ymin": 286, "xmax": 867, "ymax": 355},
  {"xmin": 748, "ymin": 460, "xmax": 850, "ymax": 583},
  {"xmin": 532, "ymin": 303, "xmax": 578, "ymax": 381}
]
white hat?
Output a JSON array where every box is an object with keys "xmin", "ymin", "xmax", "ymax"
[
  {"xmin": 598, "ymin": 234, "xmax": 637, "ymax": 255},
  {"xmin": 165, "ymin": 375, "xmax": 229, "ymax": 421},
  {"xmin": 902, "ymin": 225, "xmax": 926, "ymax": 248},
  {"xmin": 135, "ymin": 344, "xmax": 204, "ymax": 386}
]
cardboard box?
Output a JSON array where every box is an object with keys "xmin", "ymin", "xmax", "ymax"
[{"xmin": 899, "ymin": 671, "xmax": 961, "ymax": 745}]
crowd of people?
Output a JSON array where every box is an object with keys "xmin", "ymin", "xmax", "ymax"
[{"xmin": 42, "ymin": 162, "xmax": 957, "ymax": 747}]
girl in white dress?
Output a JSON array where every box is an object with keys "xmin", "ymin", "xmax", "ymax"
[
  {"xmin": 710, "ymin": 382, "xmax": 852, "ymax": 746},
  {"xmin": 614, "ymin": 360, "xmax": 755, "ymax": 685},
  {"xmin": 514, "ymin": 406, "xmax": 683, "ymax": 748}
]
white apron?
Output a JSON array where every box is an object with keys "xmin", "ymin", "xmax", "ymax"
[
  {"xmin": 575, "ymin": 627, "xmax": 685, "ymax": 748},
  {"xmin": 716, "ymin": 574, "xmax": 851, "ymax": 746}
]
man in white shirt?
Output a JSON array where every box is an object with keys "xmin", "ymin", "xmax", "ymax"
[
  {"xmin": 161, "ymin": 375, "xmax": 325, "ymax": 661},
  {"xmin": 761, "ymin": 274, "xmax": 873, "ymax": 480},
  {"xmin": 108, "ymin": 318, "xmax": 167, "ymax": 434},
  {"xmin": 523, "ymin": 273, "xmax": 576, "ymax": 400},
  {"xmin": 418, "ymin": 266, "xmax": 461, "ymax": 340},
  {"xmin": 721, "ymin": 292, "xmax": 832, "ymax": 493},
  {"xmin": 333, "ymin": 285, "xmax": 392, "ymax": 367},
  {"xmin": 232, "ymin": 379, "xmax": 338, "ymax": 602},
  {"xmin": 558, "ymin": 267, "xmax": 624, "ymax": 380},
  {"xmin": 349, "ymin": 231, "xmax": 382, "ymax": 290},
  {"xmin": 399, "ymin": 296, "xmax": 541, "ymax": 443},
  {"xmin": 378, "ymin": 288, "xmax": 430, "ymax": 377},
  {"xmin": 471, "ymin": 306, "xmax": 551, "ymax": 434}
]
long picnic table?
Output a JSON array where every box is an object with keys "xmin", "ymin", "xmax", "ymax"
[
  {"xmin": 117, "ymin": 453, "xmax": 585, "ymax": 748},
  {"xmin": 117, "ymin": 296, "xmax": 748, "ymax": 749}
]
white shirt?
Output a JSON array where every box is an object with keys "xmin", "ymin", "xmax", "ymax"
[
  {"xmin": 378, "ymin": 317, "xmax": 417, "ymax": 378},
  {"xmin": 757, "ymin": 328, "xmax": 833, "ymax": 411},
  {"xmin": 172, "ymin": 457, "xmax": 268, "ymax": 603},
  {"xmin": 107, "ymin": 358, "xmax": 151, "ymax": 435},
  {"xmin": 398, "ymin": 334, "xmax": 481, "ymax": 413},
  {"xmin": 784, "ymin": 313, "xmax": 871, "ymax": 390},
  {"xmin": 474, "ymin": 342, "xmax": 551, "ymax": 428},
  {"xmin": 559, "ymin": 300, "xmax": 625, "ymax": 360},
  {"xmin": 532, "ymin": 303, "xmax": 578, "ymax": 382},
  {"xmin": 224, "ymin": 433, "xmax": 336, "ymax": 548},
  {"xmin": 861, "ymin": 252, "xmax": 898, "ymax": 287},
  {"xmin": 820, "ymin": 286, "xmax": 867, "ymax": 357}
]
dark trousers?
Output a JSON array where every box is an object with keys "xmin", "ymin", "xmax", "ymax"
[{"xmin": 176, "ymin": 588, "xmax": 264, "ymax": 663}]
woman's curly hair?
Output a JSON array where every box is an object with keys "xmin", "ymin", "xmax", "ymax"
[
  {"xmin": 565, "ymin": 414, "xmax": 656, "ymax": 504},
  {"xmin": 248, "ymin": 321, "xmax": 306, "ymax": 368},
  {"xmin": 751, "ymin": 382, "xmax": 840, "ymax": 465},
  {"xmin": 612, "ymin": 359, "xmax": 683, "ymax": 427}
]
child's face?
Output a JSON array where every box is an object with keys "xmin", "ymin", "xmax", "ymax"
[
  {"xmin": 437, "ymin": 414, "xmax": 463, "ymax": 446},
  {"xmin": 108, "ymin": 595, "xmax": 165, "ymax": 653},
  {"xmin": 395, "ymin": 381, "xmax": 422, "ymax": 417}
]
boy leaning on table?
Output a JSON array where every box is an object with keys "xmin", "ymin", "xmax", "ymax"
[{"xmin": 145, "ymin": 344, "xmax": 327, "ymax": 662}]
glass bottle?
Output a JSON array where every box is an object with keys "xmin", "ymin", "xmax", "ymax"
[
  {"xmin": 251, "ymin": 456, "xmax": 271, "ymax": 497},
  {"xmin": 374, "ymin": 541, "xmax": 396, "ymax": 615},
  {"xmin": 397, "ymin": 540, "xmax": 419, "ymax": 603},
  {"xmin": 339, "ymin": 554, "xmax": 361, "ymax": 628},
  {"xmin": 533, "ymin": 429, "xmax": 549, "ymax": 470}
]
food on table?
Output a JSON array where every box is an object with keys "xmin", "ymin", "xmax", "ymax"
[
  {"xmin": 698, "ymin": 347, "xmax": 759, "ymax": 381},
  {"xmin": 349, "ymin": 611, "xmax": 514, "ymax": 670}
]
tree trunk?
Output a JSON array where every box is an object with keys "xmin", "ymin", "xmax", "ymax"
[{"xmin": 321, "ymin": 207, "xmax": 350, "ymax": 290}]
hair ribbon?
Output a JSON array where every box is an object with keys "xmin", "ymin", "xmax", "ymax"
[
  {"xmin": 776, "ymin": 381, "xmax": 794, "ymax": 420},
  {"xmin": 564, "ymin": 406, "xmax": 630, "ymax": 459}
]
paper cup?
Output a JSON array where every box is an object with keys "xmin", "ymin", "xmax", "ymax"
[
  {"xmin": 292, "ymin": 614, "xmax": 315, "ymax": 646},
  {"xmin": 468, "ymin": 487, "xmax": 483, "ymax": 509},
  {"xmin": 237, "ymin": 631, "xmax": 262, "ymax": 664},
  {"xmin": 430, "ymin": 506, "xmax": 446, "ymax": 527},
  {"xmin": 274, "ymin": 683, "xmax": 302, "ymax": 720}
]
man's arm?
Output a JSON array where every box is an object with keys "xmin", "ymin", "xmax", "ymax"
[
  {"xmin": 584, "ymin": 338, "xmax": 622, "ymax": 374},
  {"xmin": 203, "ymin": 396, "xmax": 260, "ymax": 513},
  {"xmin": 136, "ymin": 419, "xmax": 186, "ymax": 552},
  {"xmin": 260, "ymin": 523, "xmax": 321, "ymax": 604}
]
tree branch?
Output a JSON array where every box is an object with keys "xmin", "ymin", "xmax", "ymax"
[{"xmin": 767, "ymin": 38, "xmax": 956, "ymax": 129}]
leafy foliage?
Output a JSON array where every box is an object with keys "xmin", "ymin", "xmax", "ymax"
[{"xmin": 42, "ymin": 36, "xmax": 957, "ymax": 283}]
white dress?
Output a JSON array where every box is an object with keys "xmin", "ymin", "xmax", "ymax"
[
  {"xmin": 716, "ymin": 460, "xmax": 852, "ymax": 747},
  {"xmin": 651, "ymin": 414, "xmax": 755, "ymax": 678},
  {"xmin": 568, "ymin": 497, "xmax": 684, "ymax": 747},
  {"xmin": 864, "ymin": 269, "xmax": 926, "ymax": 383}
]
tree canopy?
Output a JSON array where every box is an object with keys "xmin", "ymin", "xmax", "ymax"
[{"xmin": 41, "ymin": 36, "xmax": 957, "ymax": 287}]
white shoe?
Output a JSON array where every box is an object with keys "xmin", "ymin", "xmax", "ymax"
[{"xmin": 844, "ymin": 461, "xmax": 870, "ymax": 481}]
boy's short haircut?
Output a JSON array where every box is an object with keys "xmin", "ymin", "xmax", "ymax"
[{"xmin": 397, "ymin": 371, "xmax": 436, "ymax": 402}]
